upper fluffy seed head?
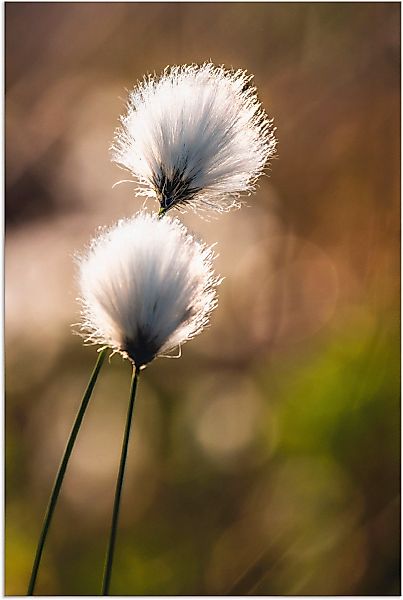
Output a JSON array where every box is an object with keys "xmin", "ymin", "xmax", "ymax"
[
  {"xmin": 112, "ymin": 63, "xmax": 277, "ymax": 214},
  {"xmin": 76, "ymin": 212, "xmax": 220, "ymax": 367}
]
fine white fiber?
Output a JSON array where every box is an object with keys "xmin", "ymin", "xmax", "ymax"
[
  {"xmin": 112, "ymin": 63, "xmax": 277, "ymax": 214},
  {"xmin": 76, "ymin": 211, "xmax": 220, "ymax": 367}
]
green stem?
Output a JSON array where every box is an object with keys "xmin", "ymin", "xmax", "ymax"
[
  {"xmin": 27, "ymin": 347, "xmax": 107, "ymax": 595},
  {"xmin": 102, "ymin": 364, "xmax": 140, "ymax": 595}
]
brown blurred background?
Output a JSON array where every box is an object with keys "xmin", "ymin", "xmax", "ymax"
[{"xmin": 5, "ymin": 2, "xmax": 400, "ymax": 595}]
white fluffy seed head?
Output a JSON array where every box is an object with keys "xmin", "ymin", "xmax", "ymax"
[
  {"xmin": 76, "ymin": 211, "xmax": 220, "ymax": 367},
  {"xmin": 112, "ymin": 63, "xmax": 277, "ymax": 214}
]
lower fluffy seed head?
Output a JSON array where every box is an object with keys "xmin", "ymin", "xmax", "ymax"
[
  {"xmin": 76, "ymin": 212, "xmax": 220, "ymax": 367},
  {"xmin": 112, "ymin": 63, "xmax": 277, "ymax": 214}
]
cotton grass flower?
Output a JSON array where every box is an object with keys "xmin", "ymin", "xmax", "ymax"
[
  {"xmin": 112, "ymin": 63, "xmax": 277, "ymax": 214},
  {"xmin": 77, "ymin": 211, "xmax": 220, "ymax": 368},
  {"xmin": 76, "ymin": 212, "xmax": 220, "ymax": 593}
]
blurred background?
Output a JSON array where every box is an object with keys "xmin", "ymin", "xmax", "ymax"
[{"xmin": 5, "ymin": 2, "xmax": 400, "ymax": 595}]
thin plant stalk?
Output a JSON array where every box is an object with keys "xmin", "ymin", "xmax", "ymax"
[
  {"xmin": 102, "ymin": 364, "xmax": 140, "ymax": 595},
  {"xmin": 27, "ymin": 347, "xmax": 108, "ymax": 595}
]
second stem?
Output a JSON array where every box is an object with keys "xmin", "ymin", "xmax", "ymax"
[{"xmin": 102, "ymin": 364, "xmax": 140, "ymax": 595}]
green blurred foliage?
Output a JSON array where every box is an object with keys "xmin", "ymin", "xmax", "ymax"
[{"xmin": 5, "ymin": 2, "xmax": 400, "ymax": 595}]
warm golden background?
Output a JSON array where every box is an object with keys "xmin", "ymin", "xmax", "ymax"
[{"xmin": 5, "ymin": 2, "xmax": 400, "ymax": 595}]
